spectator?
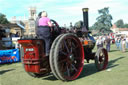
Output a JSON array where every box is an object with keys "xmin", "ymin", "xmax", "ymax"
[
  {"xmin": 119, "ymin": 37, "xmax": 122, "ymax": 51},
  {"xmin": 122, "ymin": 37, "xmax": 126, "ymax": 52},
  {"xmin": 105, "ymin": 36, "xmax": 111, "ymax": 52},
  {"xmin": 15, "ymin": 32, "xmax": 19, "ymax": 37},
  {"xmin": 96, "ymin": 36, "xmax": 104, "ymax": 49},
  {"xmin": 126, "ymin": 35, "xmax": 128, "ymax": 49},
  {"xmin": 116, "ymin": 38, "xmax": 120, "ymax": 49},
  {"xmin": 9, "ymin": 33, "xmax": 15, "ymax": 37}
]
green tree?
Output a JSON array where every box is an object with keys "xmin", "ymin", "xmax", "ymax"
[
  {"xmin": 0, "ymin": 13, "xmax": 9, "ymax": 24},
  {"xmin": 93, "ymin": 7, "xmax": 113, "ymax": 33},
  {"xmin": 124, "ymin": 24, "xmax": 128, "ymax": 28},
  {"xmin": 114, "ymin": 19, "xmax": 124, "ymax": 28}
]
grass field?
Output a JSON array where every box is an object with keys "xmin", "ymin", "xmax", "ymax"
[{"xmin": 0, "ymin": 44, "xmax": 128, "ymax": 85}]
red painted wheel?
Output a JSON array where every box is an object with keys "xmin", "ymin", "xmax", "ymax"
[
  {"xmin": 50, "ymin": 33, "xmax": 84, "ymax": 81},
  {"xmin": 95, "ymin": 48, "xmax": 108, "ymax": 71}
]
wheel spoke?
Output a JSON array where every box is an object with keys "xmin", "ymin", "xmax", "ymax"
[
  {"xmin": 71, "ymin": 42, "xmax": 75, "ymax": 48},
  {"xmin": 59, "ymin": 51, "xmax": 68, "ymax": 56},
  {"xmin": 59, "ymin": 58, "xmax": 67, "ymax": 63},
  {"xmin": 70, "ymin": 46, "xmax": 73, "ymax": 53},
  {"xmin": 66, "ymin": 65, "xmax": 70, "ymax": 77},
  {"xmin": 70, "ymin": 40, "xmax": 78, "ymax": 49},
  {"xmin": 67, "ymin": 39, "xmax": 74, "ymax": 53},
  {"xmin": 60, "ymin": 63, "xmax": 66, "ymax": 72},
  {"xmin": 71, "ymin": 64, "xmax": 77, "ymax": 72},
  {"xmin": 74, "ymin": 45, "xmax": 79, "ymax": 50},
  {"xmin": 99, "ymin": 62, "xmax": 103, "ymax": 69},
  {"xmin": 64, "ymin": 40, "xmax": 70, "ymax": 53}
]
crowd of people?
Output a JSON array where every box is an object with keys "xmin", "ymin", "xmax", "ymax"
[
  {"xmin": 115, "ymin": 35, "xmax": 128, "ymax": 52},
  {"xmin": 96, "ymin": 35, "xmax": 111, "ymax": 52},
  {"xmin": 96, "ymin": 34, "xmax": 128, "ymax": 52}
]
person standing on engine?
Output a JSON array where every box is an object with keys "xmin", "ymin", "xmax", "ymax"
[{"xmin": 37, "ymin": 11, "xmax": 53, "ymax": 56}]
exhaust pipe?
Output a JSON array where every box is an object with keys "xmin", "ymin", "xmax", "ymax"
[{"xmin": 82, "ymin": 8, "xmax": 89, "ymax": 31}]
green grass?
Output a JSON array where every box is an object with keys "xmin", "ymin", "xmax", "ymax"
[{"xmin": 0, "ymin": 44, "xmax": 128, "ymax": 85}]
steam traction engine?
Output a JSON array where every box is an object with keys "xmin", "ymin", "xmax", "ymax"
[{"xmin": 18, "ymin": 8, "xmax": 108, "ymax": 81}]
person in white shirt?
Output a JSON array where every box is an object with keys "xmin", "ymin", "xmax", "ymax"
[{"xmin": 96, "ymin": 36, "xmax": 104, "ymax": 49}]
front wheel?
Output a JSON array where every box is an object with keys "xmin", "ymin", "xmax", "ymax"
[{"xmin": 95, "ymin": 48, "xmax": 108, "ymax": 71}]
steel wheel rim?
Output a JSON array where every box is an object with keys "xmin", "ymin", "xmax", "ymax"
[{"xmin": 56, "ymin": 35, "xmax": 84, "ymax": 80}]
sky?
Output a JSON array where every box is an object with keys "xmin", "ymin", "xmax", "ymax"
[{"xmin": 0, "ymin": 0, "xmax": 128, "ymax": 27}]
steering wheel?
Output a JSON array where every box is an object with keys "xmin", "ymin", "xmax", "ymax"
[
  {"xmin": 50, "ymin": 19, "xmax": 61, "ymax": 40},
  {"xmin": 50, "ymin": 19, "xmax": 60, "ymax": 32}
]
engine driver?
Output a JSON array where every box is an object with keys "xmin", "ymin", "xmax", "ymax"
[{"xmin": 37, "ymin": 11, "xmax": 53, "ymax": 56}]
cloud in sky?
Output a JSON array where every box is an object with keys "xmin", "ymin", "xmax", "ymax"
[{"xmin": 0, "ymin": 0, "xmax": 128, "ymax": 26}]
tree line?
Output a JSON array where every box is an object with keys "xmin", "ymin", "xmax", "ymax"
[
  {"xmin": 114, "ymin": 19, "xmax": 128, "ymax": 28},
  {"xmin": 89, "ymin": 7, "xmax": 128, "ymax": 33}
]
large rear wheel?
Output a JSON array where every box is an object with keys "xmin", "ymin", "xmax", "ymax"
[{"xmin": 50, "ymin": 33, "xmax": 84, "ymax": 81}]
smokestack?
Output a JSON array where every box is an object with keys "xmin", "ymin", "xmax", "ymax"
[{"xmin": 82, "ymin": 8, "xmax": 89, "ymax": 30}]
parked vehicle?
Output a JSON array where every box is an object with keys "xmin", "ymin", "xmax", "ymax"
[{"xmin": 18, "ymin": 8, "xmax": 108, "ymax": 81}]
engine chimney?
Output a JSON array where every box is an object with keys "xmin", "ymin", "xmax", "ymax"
[{"xmin": 82, "ymin": 8, "xmax": 89, "ymax": 30}]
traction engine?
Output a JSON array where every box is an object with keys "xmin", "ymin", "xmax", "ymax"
[{"xmin": 18, "ymin": 8, "xmax": 108, "ymax": 81}]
